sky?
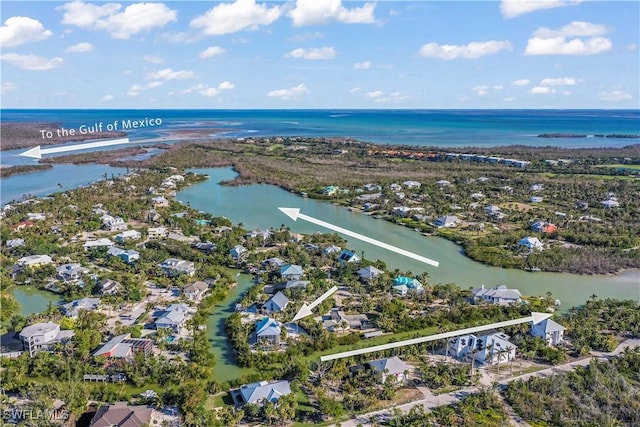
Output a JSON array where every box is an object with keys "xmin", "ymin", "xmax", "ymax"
[{"xmin": 0, "ymin": 0, "xmax": 638, "ymax": 109}]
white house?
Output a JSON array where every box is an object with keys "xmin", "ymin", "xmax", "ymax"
[
  {"xmin": 434, "ymin": 215, "xmax": 459, "ymax": 228},
  {"xmin": 402, "ymin": 180, "xmax": 421, "ymax": 189},
  {"xmin": 368, "ymin": 356, "xmax": 412, "ymax": 383},
  {"xmin": 519, "ymin": 236, "xmax": 544, "ymax": 250},
  {"xmin": 531, "ymin": 318, "xmax": 566, "ymax": 346},
  {"xmin": 101, "ymin": 215, "xmax": 128, "ymax": 231},
  {"xmin": 99, "ymin": 279, "xmax": 122, "ymax": 295},
  {"xmin": 338, "ymin": 249, "xmax": 361, "ymax": 264},
  {"xmin": 147, "ymin": 227, "xmax": 168, "ymax": 239},
  {"xmin": 255, "ymin": 317, "xmax": 282, "ymax": 348},
  {"xmin": 115, "ymin": 230, "xmax": 141, "ymax": 243},
  {"xmin": 471, "ymin": 285, "xmax": 522, "ymax": 305},
  {"xmin": 448, "ymin": 332, "xmax": 517, "ymax": 366},
  {"xmin": 19, "ymin": 322, "xmax": 74, "ymax": 357},
  {"xmin": 392, "ymin": 276, "xmax": 423, "ymax": 296},
  {"xmin": 57, "ymin": 263, "xmax": 89, "ymax": 281},
  {"xmin": 357, "ymin": 265, "xmax": 384, "ymax": 282},
  {"xmin": 155, "ymin": 303, "xmax": 190, "ymax": 331},
  {"xmin": 280, "ymin": 264, "xmax": 304, "ymax": 281},
  {"xmin": 238, "ymin": 380, "xmax": 291, "ymax": 406},
  {"xmin": 16, "ymin": 255, "xmax": 53, "ymax": 268},
  {"xmin": 159, "ymin": 258, "xmax": 195, "ymax": 276},
  {"xmin": 61, "ymin": 297, "xmax": 101, "ymax": 318},
  {"xmin": 83, "ymin": 238, "xmax": 115, "ymax": 251},
  {"xmin": 183, "ymin": 281, "xmax": 208, "ymax": 301},
  {"xmin": 229, "ymin": 245, "xmax": 247, "ymax": 260}
]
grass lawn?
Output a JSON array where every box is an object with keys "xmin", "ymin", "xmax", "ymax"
[{"xmin": 595, "ymin": 164, "xmax": 640, "ymax": 171}]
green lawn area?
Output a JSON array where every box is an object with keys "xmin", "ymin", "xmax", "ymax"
[
  {"xmin": 595, "ymin": 164, "xmax": 640, "ymax": 171},
  {"xmin": 205, "ymin": 392, "xmax": 229, "ymax": 409}
]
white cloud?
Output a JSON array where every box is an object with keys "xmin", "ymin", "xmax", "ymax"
[
  {"xmin": 364, "ymin": 90, "xmax": 409, "ymax": 104},
  {"xmin": 353, "ymin": 60, "xmax": 371, "ymax": 70},
  {"xmin": 531, "ymin": 86, "xmax": 555, "ymax": 94},
  {"xmin": 127, "ymin": 81, "xmax": 163, "ymax": 96},
  {"xmin": 503, "ymin": 97, "xmax": 516, "ymax": 102},
  {"xmin": 267, "ymin": 83, "xmax": 310, "ymax": 100},
  {"xmin": 472, "ymin": 85, "xmax": 489, "ymax": 96},
  {"xmin": 60, "ymin": 1, "xmax": 176, "ymax": 39},
  {"xmin": 500, "ymin": 0, "xmax": 583, "ymax": 19},
  {"xmin": 534, "ymin": 21, "xmax": 607, "ymax": 38},
  {"xmin": 525, "ymin": 21, "xmax": 611, "ymax": 55},
  {"xmin": 1, "ymin": 82, "xmax": 17, "ymax": 94},
  {"xmin": 512, "ymin": 79, "xmax": 531, "ymax": 86},
  {"xmin": 493, "ymin": 85, "xmax": 504, "ymax": 90},
  {"xmin": 285, "ymin": 47, "xmax": 336, "ymax": 60},
  {"xmin": 288, "ymin": 0, "xmax": 376, "ymax": 26},
  {"xmin": 539, "ymin": 77, "xmax": 581, "ymax": 86},
  {"xmin": 418, "ymin": 40, "xmax": 512, "ymax": 60},
  {"xmin": 144, "ymin": 55, "xmax": 164, "ymax": 64},
  {"xmin": 0, "ymin": 53, "xmax": 63, "ymax": 70},
  {"xmin": 349, "ymin": 87, "xmax": 360, "ymax": 93},
  {"xmin": 100, "ymin": 94, "xmax": 114, "ymax": 101},
  {"xmin": 0, "ymin": 16, "xmax": 53, "ymax": 47},
  {"xmin": 146, "ymin": 68, "xmax": 195, "ymax": 80},
  {"xmin": 199, "ymin": 46, "xmax": 226, "ymax": 59},
  {"xmin": 190, "ymin": 0, "xmax": 282, "ymax": 36},
  {"xmin": 599, "ymin": 90, "xmax": 633, "ymax": 101},
  {"xmin": 65, "ymin": 42, "xmax": 93, "ymax": 53}
]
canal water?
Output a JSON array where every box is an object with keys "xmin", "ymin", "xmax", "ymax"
[
  {"xmin": 10, "ymin": 286, "xmax": 62, "ymax": 317},
  {"xmin": 178, "ymin": 167, "xmax": 640, "ymax": 311}
]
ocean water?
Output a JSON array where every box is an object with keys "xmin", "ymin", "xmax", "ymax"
[{"xmin": 2, "ymin": 109, "xmax": 639, "ymax": 148}]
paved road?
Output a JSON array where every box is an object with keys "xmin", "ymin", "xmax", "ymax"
[{"xmin": 331, "ymin": 339, "xmax": 640, "ymax": 427}]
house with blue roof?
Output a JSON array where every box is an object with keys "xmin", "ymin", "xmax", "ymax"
[
  {"xmin": 155, "ymin": 303, "xmax": 190, "ymax": 331},
  {"xmin": 338, "ymin": 249, "xmax": 361, "ymax": 265},
  {"xmin": 229, "ymin": 245, "xmax": 247, "ymax": 260},
  {"xmin": 255, "ymin": 317, "xmax": 282, "ymax": 348},
  {"xmin": 263, "ymin": 291, "xmax": 289, "ymax": 313},
  {"xmin": 107, "ymin": 246, "xmax": 140, "ymax": 263},
  {"xmin": 280, "ymin": 264, "xmax": 304, "ymax": 281},
  {"xmin": 392, "ymin": 276, "xmax": 423, "ymax": 296}
]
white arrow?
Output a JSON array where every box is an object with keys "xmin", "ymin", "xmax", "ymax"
[
  {"xmin": 320, "ymin": 312, "xmax": 554, "ymax": 361},
  {"xmin": 19, "ymin": 137, "xmax": 131, "ymax": 159},
  {"xmin": 293, "ymin": 285, "xmax": 339, "ymax": 322},
  {"xmin": 279, "ymin": 207, "xmax": 439, "ymax": 267}
]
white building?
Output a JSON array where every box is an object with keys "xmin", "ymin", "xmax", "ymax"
[
  {"xmin": 19, "ymin": 322, "xmax": 74, "ymax": 357},
  {"xmin": 448, "ymin": 332, "xmax": 517, "ymax": 366},
  {"xmin": 471, "ymin": 285, "xmax": 522, "ymax": 305},
  {"xmin": 519, "ymin": 236, "xmax": 544, "ymax": 250},
  {"xmin": 531, "ymin": 318, "xmax": 566, "ymax": 346},
  {"xmin": 16, "ymin": 255, "xmax": 53, "ymax": 268}
]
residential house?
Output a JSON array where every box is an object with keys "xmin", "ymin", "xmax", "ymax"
[
  {"xmin": 246, "ymin": 229, "xmax": 273, "ymax": 242},
  {"xmin": 19, "ymin": 322, "xmax": 74, "ymax": 357},
  {"xmin": 262, "ymin": 257, "xmax": 285, "ymax": 269},
  {"xmin": 471, "ymin": 285, "xmax": 522, "ymax": 305},
  {"xmin": 601, "ymin": 199, "xmax": 620, "ymax": 208},
  {"xmin": 575, "ymin": 201, "xmax": 589, "ymax": 210},
  {"xmin": 255, "ymin": 317, "xmax": 282, "ymax": 348},
  {"xmin": 193, "ymin": 241, "xmax": 216, "ymax": 254},
  {"xmin": 107, "ymin": 247, "xmax": 140, "ymax": 263},
  {"xmin": 159, "ymin": 258, "xmax": 195, "ymax": 277},
  {"xmin": 368, "ymin": 356, "xmax": 412, "ymax": 383},
  {"xmin": 151, "ymin": 196, "xmax": 169, "ymax": 208},
  {"xmin": 531, "ymin": 221, "xmax": 557, "ymax": 234},
  {"xmin": 519, "ymin": 236, "xmax": 544, "ymax": 250},
  {"xmin": 531, "ymin": 318, "xmax": 566, "ymax": 346},
  {"xmin": 61, "ymin": 297, "xmax": 101, "ymax": 318},
  {"xmin": 114, "ymin": 230, "xmax": 141, "ymax": 243},
  {"xmin": 229, "ymin": 245, "xmax": 247, "ymax": 261},
  {"xmin": 393, "ymin": 206, "xmax": 423, "ymax": 217},
  {"xmin": 303, "ymin": 243, "xmax": 320, "ymax": 252},
  {"xmin": 155, "ymin": 303, "xmax": 189, "ymax": 331},
  {"xmin": 363, "ymin": 183, "xmax": 382, "ymax": 192},
  {"xmin": 323, "ymin": 186, "xmax": 339, "ymax": 196},
  {"xmin": 403, "ymin": 180, "xmax": 421, "ymax": 189},
  {"xmin": 101, "ymin": 215, "xmax": 128, "ymax": 231},
  {"xmin": 147, "ymin": 227, "xmax": 168, "ymax": 239},
  {"xmin": 530, "ymin": 184, "xmax": 544, "ymax": 192},
  {"xmin": 273, "ymin": 280, "xmax": 310, "ymax": 292},
  {"xmin": 88, "ymin": 402, "xmax": 154, "ymax": 427},
  {"xmin": 389, "ymin": 183, "xmax": 402, "ymax": 191},
  {"xmin": 448, "ymin": 332, "xmax": 517, "ymax": 365},
  {"xmin": 26, "ymin": 212, "xmax": 46, "ymax": 221},
  {"xmin": 434, "ymin": 215, "xmax": 459, "ymax": 228},
  {"xmin": 357, "ymin": 265, "xmax": 384, "ymax": 282},
  {"xmin": 5, "ymin": 238, "xmax": 25, "ymax": 248},
  {"xmin": 16, "ymin": 254, "xmax": 53, "ymax": 268},
  {"xmin": 142, "ymin": 209, "xmax": 161, "ymax": 223},
  {"xmin": 92, "ymin": 334, "xmax": 153, "ymax": 360},
  {"xmin": 323, "ymin": 245, "xmax": 342, "ymax": 255},
  {"xmin": 484, "ymin": 205, "xmax": 503, "ymax": 218},
  {"xmin": 392, "ymin": 276, "xmax": 423, "ymax": 296},
  {"xmin": 338, "ymin": 249, "xmax": 361, "ymax": 264},
  {"xmin": 238, "ymin": 380, "xmax": 291, "ymax": 406},
  {"xmin": 325, "ymin": 309, "xmax": 369, "ymax": 332},
  {"xmin": 436, "ymin": 180, "xmax": 451, "ymax": 186},
  {"xmin": 530, "ymin": 196, "xmax": 544, "ymax": 203},
  {"xmin": 183, "ymin": 281, "xmax": 208, "ymax": 301},
  {"xmin": 263, "ymin": 291, "xmax": 289, "ymax": 313},
  {"xmin": 99, "ymin": 279, "xmax": 122, "ymax": 295},
  {"xmin": 57, "ymin": 263, "xmax": 89, "ymax": 281},
  {"xmin": 83, "ymin": 238, "xmax": 115, "ymax": 251},
  {"xmin": 214, "ymin": 226, "xmax": 233, "ymax": 234},
  {"xmin": 280, "ymin": 264, "xmax": 304, "ymax": 281}
]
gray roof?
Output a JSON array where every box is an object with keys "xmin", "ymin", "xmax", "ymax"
[
  {"xmin": 369, "ymin": 356, "xmax": 411, "ymax": 376},
  {"xmin": 19, "ymin": 322, "xmax": 59, "ymax": 339},
  {"xmin": 62, "ymin": 297, "xmax": 101, "ymax": 317},
  {"xmin": 472, "ymin": 285, "xmax": 521, "ymax": 300},
  {"xmin": 240, "ymin": 380, "xmax": 291, "ymax": 405},
  {"xmin": 267, "ymin": 291, "xmax": 289, "ymax": 311},
  {"xmin": 357, "ymin": 265, "xmax": 384, "ymax": 279},
  {"xmin": 89, "ymin": 402, "xmax": 152, "ymax": 427},
  {"xmin": 534, "ymin": 318, "xmax": 566, "ymax": 333},
  {"xmin": 280, "ymin": 264, "xmax": 303, "ymax": 276}
]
